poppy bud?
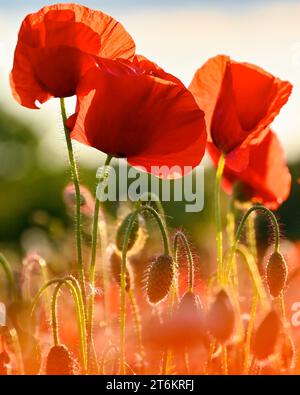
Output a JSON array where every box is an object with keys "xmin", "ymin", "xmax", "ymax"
[
  {"xmin": 46, "ymin": 345, "xmax": 74, "ymax": 375},
  {"xmin": 177, "ymin": 291, "xmax": 199, "ymax": 316},
  {"xmin": 116, "ymin": 213, "xmax": 140, "ymax": 252},
  {"xmin": 252, "ymin": 310, "xmax": 280, "ymax": 360},
  {"xmin": 146, "ymin": 255, "xmax": 174, "ymax": 304},
  {"xmin": 110, "ymin": 250, "xmax": 132, "ymax": 292},
  {"xmin": 207, "ymin": 290, "xmax": 235, "ymax": 343},
  {"xmin": 266, "ymin": 251, "xmax": 288, "ymax": 297},
  {"xmin": 63, "ymin": 183, "xmax": 95, "ymax": 222}
]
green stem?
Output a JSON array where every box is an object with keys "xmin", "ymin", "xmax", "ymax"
[
  {"xmin": 99, "ymin": 345, "xmax": 118, "ymax": 375},
  {"xmin": 215, "ymin": 154, "xmax": 225, "ymax": 285},
  {"xmin": 128, "ymin": 289, "xmax": 145, "ymax": 373},
  {"xmin": 87, "ymin": 155, "xmax": 112, "ymax": 368},
  {"xmin": 173, "ymin": 231, "xmax": 194, "ymax": 292},
  {"xmin": 51, "ymin": 283, "xmax": 61, "ymax": 346},
  {"xmin": 226, "ymin": 199, "xmax": 238, "ymax": 290},
  {"xmin": 0, "ymin": 253, "xmax": 18, "ymax": 300},
  {"xmin": 222, "ymin": 345, "xmax": 228, "ymax": 375},
  {"xmin": 32, "ymin": 276, "xmax": 87, "ymax": 373},
  {"xmin": 224, "ymin": 205, "xmax": 281, "ymax": 282},
  {"xmin": 60, "ymin": 98, "xmax": 86, "ymax": 304},
  {"xmin": 243, "ymin": 291, "xmax": 258, "ymax": 374},
  {"xmin": 120, "ymin": 206, "xmax": 169, "ymax": 374},
  {"xmin": 246, "ymin": 207, "xmax": 258, "ymax": 263}
]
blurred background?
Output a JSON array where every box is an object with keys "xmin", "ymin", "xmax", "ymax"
[{"xmin": 0, "ymin": 0, "xmax": 300, "ymax": 259}]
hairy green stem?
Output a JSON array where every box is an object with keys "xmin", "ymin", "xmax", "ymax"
[
  {"xmin": 215, "ymin": 154, "xmax": 225, "ymax": 285},
  {"xmin": 87, "ymin": 155, "xmax": 112, "ymax": 369},
  {"xmin": 32, "ymin": 276, "xmax": 87, "ymax": 373},
  {"xmin": 60, "ymin": 98, "xmax": 86, "ymax": 303},
  {"xmin": 120, "ymin": 206, "xmax": 170, "ymax": 374},
  {"xmin": 224, "ymin": 205, "xmax": 280, "ymax": 282},
  {"xmin": 128, "ymin": 289, "xmax": 145, "ymax": 373},
  {"xmin": 244, "ymin": 291, "xmax": 258, "ymax": 374},
  {"xmin": 173, "ymin": 231, "xmax": 194, "ymax": 292},
  {"xmin": 0, "ymin": 253, "xmax": 18, "ymax": 300}
]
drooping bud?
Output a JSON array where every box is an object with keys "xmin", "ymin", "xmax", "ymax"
[
  {"xmin": 46, "ymin": 345, "xmax": 74, "ymax": 375},
  {"xmin": 207, "ymin": 290, "xmax": 235, "ymax": 343},
  {"xmin": 266, "ymin": 251, "xmax": 288, "ymax": 297},
  {"xmin": 252, "ymin": 310, "xmax": 280, "ymax": 360},
  {"xmin": 116, "ymin": 213, "xmax": 140, "ymax": 252},
  {"xmin": 146, "ymin": 255, "xmax": 174, "ymax": 304},
  {"xmin": 109, "ymin": 249, "xmax": 132, "ymax": 292}
]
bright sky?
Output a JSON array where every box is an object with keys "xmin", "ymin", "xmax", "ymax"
[{"xmin": 0, "ymin": 0, "xmax": 300, "ymax": 169}]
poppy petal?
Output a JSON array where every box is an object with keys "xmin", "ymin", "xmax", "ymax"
[
  {"xmin": 69, "ymin": 62, "xmax": 206, "ymax": 178},
  {"xmin": 10, "ymin": 3, "xmax": 135, "ymax": 107},
  {"xmin": 208, "ymin": 130, "xmax": 291, "ymax": 209}
]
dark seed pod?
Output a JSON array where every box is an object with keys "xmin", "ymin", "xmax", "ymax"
[
  {"xmin": 266, "ymin": 251, "xmax": 288, "ymax": 297},
  {"xmin": 46, "ymin": 345, "xmax": 74, "ymax": 375},
  {"xmin": 116, "ymin": 213, "xmax": 140, "ymax": 252},
  {"xmin": 252, "ymin": 310, "xmax": 280, "ymax": 360},
  {"xmin": 110, "ymin": 250, "xmax": 132, "ymax": 292},
  {"xmin": 207, "ymin": 290, "xmax": 235, "ymax": 343},
  {"xmin": 146, "ymin": 255, "xmax": 174, "ymax": 304}
]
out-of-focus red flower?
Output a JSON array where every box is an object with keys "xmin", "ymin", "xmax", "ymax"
[
  {"xmin": 67, "ymin": 57, "xmax": 207, "ymax": 178},
  {"xmin": 189, "ymin": 55, "xmax": 292, "ymax": 171},
  {"xmin": 208, "ymin": 129, "xmax": 291, "ymax": 209},
  {"xmin": 10, "ymin": 3, "xmax": 135, "ymax": 108}
]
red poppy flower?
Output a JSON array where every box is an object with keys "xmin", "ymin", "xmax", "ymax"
[
  {"xmin": 208, "ymin": 129, "xmax": 291, "ymax": 209},
  {"xmin": 67, "ymin": 57, "xmax": 207, "ymax": 178},
  {"xmin": 10, "ymin": 3, "xmax": 135, "ymax": 109},
  {"xmin": 189, "ymin": 55, "xmax": 292, "ymax": 171}
]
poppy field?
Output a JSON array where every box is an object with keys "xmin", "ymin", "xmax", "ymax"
[{"xmin": 1, "ymin": 2, "xmax": 300, "ymax": 376}]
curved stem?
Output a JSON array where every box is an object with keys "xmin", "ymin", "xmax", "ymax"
[
  {"xmin": 99, "ymin": 345, "xmax": 119, "ymax": 375},
  {"xmin": 120, "ymin": 206, "xmax": 169, "ymax": 374},
  {"xmin": 246, "ymin": 207, "xmax": 258, "ymax": 263},
  {"xmin": 173, "ymin": 231, "xmax": 194, "ymax": 292},
  {"xmin": 60, "ymin": 98, "xmax": 86, "ymax": 304},
  {"xmin": 32, "ymin": 276, "xmax": 87, "ymax": 373},
  {"xmin": 137, "ymin": 192, "xmax": 166, "ymax": 223},
  {"xmin": 224, "ymin": 205, "xmax": 281, "ymax": 282},
  {"xmin": 215, "ymin": 154, "xmax": 225, "ymax": 285},
  {"xmin": 87, "ymin": 155, "xmax": 112, "ymax": 368},
  {"xmin": 0, "ymin": 253, "xmax": 18, "ymax": 301}
]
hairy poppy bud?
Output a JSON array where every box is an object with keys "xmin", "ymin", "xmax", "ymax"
[
  {"xmin": 178, "ymin": 291, "xmax": 200, "ymax": 315},
  {"xmin": 116, "ymin": 213, "xmax": 141, "ymax": 252},
  {"xmin": 252, "ymin": 310, "xmax": 280, "ymax": 360},
  {"xmin": 109, "ymin": 249, "xmax": 132, "ymax": 292},
  {"xmin": 207, "ymin": 290, "xmax": 235, "ymax": 343},
  {"xmin": 146, "ymin": 255, "xmax": 174, "ymax": 304},
  {"xmin": 266, "ymin": 251, "xmax": 288, "ymax": 297},
  {"xmin": 46, "ymin": 345, "xmax": 74, "ymax": 375}
]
